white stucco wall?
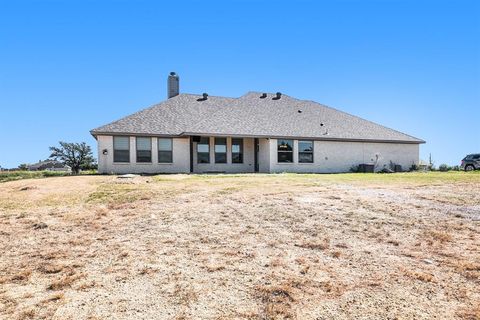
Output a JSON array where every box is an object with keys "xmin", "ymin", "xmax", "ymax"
[
  {"xmin": 268, "ymin": 139, "xmax": 419, "ymax": 173},
  {"xmin": 192, "ymin": 137, "xmax": 255, "ymax": 173},
  {"xmin": 96, "ymin": 135, "xmax": 420, "ymax": 174},
  {"xmin": 97, "ymin": 135, "xmax": 190, "ymax": 174}
]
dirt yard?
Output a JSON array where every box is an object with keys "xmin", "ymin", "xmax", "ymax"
[{"xmin": 0, "ymin": 172, "xmax": 479, "ymax": 320}]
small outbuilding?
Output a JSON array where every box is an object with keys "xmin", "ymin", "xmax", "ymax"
[{"xmin": 27, "ymin": 160, "xmax": 71, "ymax": 172}]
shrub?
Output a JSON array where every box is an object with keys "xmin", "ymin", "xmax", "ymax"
[
  {"xmin": 379, "ymin": 166, "xmax": 394, "ymax": 173},
  {"xmin": 349, "ymin": 165, "xmax": 361, "ymax": 173},
  {"xmin": 439, "ymin": 164, "xmax": 450, "ymax": 172}
]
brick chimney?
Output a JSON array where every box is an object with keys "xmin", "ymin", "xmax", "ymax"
[{"xmin": 167, "ymin": 72, "xmax": 179, "ymax": 98}]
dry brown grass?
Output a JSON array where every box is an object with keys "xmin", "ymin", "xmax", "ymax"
[
  {"xmin": 0, "ymin": 269, "xmax": 32, "ymax": 284},
  {"xmin": 0, "ymin": 173, "xmax": 479, "ymax": 319},
  {"xmin": 47, "ymin": 273, "xmax": 84, "ymax": 291},
  {"xmin": 41, "ymin": 292, "xmax": 64, "ymax": 303},
  {"xmin": 295, "ymin": 237, "xmax": 330, "ymax": 250},
  {"xmin": 256, "ymin": 284, "xmax": 296, "ymax": 319},
  {"xmin": 456, "ymin": 303, "xmax": 480, "ymax": 320},
  {"xmin": 16, "ymin": 308, "xmax": 36, "ymax": 320},
  {"xmin": 204, "ymin": 264, "xmax": 226, "ymax": 273},
  {"xmin": 173, "ymin": 284, "xmax": 199, "ymax": 307},
  {"xmin": 425, "ymin": 229, "xmax": 454, "ymax": 243},
  {"xmin": 38, "ymin": 263, "xmax": 66, "ymax": 274},
  {"xmin": 331, "ymin": 250, "xmax": 342, "ymax": 258},
  {"xmin": 399, "ymin": 267, "xmax": 435, "ymax": 283}
]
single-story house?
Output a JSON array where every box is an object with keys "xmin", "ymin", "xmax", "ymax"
[
  {"xmin": 27, "ymin": 160, "xmax": 71, "ymax": 172},
  {"xmin": 91, "ymin": 72, "xmax": 424, "ymax": 174}
]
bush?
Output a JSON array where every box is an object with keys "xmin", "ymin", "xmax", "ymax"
[
  {"xmin": 80, "ymin": 169, "xmax": 98, "ymax": 175},
  {"xmin": 379, "ymin": 167, "xmax": 394, "ymax": 173},
  {"xmin": 439, "ymin": 164, "xmax": 451, "ymax": 172},
  {"xmin": 409, "ymin": 163, "xmax": 419, "ymax": 171},
  {"xmin": 350, "ymin": 165, "xmax": 361, "ymax": 173}
]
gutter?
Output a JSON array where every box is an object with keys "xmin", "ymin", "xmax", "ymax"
[
  {"xmin": 89, "ymin": 130, "xmax": 187, "ymax": 140},
  {"xmin": 90, "ymin": 130, "xmax": 425, "ymax": 144}
]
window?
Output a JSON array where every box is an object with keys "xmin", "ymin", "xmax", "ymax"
[
  {"xmin": 277, "ymin": 139, "xmax": 293, "ymax": 163},
  {"xmin": 113, "ymin": 136, "xmax": 130, "ymax": 163},
  {"xmin": 215, "ymin": 137, "xmax": 227, "ymax": 163},
  {"xmin": 298, "ymin": 141, "xmax": 314, "ymax": 163},
  {"xmin": 158, "ymin": 138, "xmax": 173, "ymax": 163},
  {"xmin": 231, "ymin": 138, "xmax": 243, "ymax": 163},
  {"xmin": 136, "ymin": 137, "xmax": 152, "ymax": 163},
  {"xmin": 197, "ymin": 137, "xmax": 210, "ymax": 163},
  {"xmin": 465, "ymin": 154, "xmax": 479, "ymax": 160}
]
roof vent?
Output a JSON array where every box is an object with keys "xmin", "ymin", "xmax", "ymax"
[
  {"xmin": 298, "ymin": 110, "xmax": 302, "ymax": 113},
  {"xmin": 197, "ymin": 93, "xmax": 208, "ymax": 101},
  {"xmin": 260, "ymin": 93, "xmax": 267, "ymax": 99},
  {"xmin": 167, "ymin": 72, "xmax": 180, "ymax": 98},
  {"xmin": 273, "ymin": 92, "xmax": 282, "ymax": 100}
]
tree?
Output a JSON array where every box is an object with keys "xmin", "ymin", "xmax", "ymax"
[
  {"xmin": 18, "ymin": 164, "xmax": 29, "ymax": 171},
  {"xmin": 49, "ymin": 142, "xmax": 95, "ymax": 174}
]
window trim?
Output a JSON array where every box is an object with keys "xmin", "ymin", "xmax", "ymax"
[
  {"xmin": 197, "ymin": 137, "xmax": 210, "ymax": 164},
  {"xmin": 214, "ymin": 137, "xmax": 227, "ymax": 164},
  {"xmin": 113, "ymin": 136, "xmax": 130, "ymax": 163},
  {"xmin": 136, "ymin": 136, "xmax": 152, "ymax": 163},
  {"xmin": 158, "ymin": 138, "xmax": 173, "ymax": 164},
  {"xmin": 231, "ymin": 138, "xmax": 244, "ymax": 164},
  {"xmin": 277, "ymin": 139, "xmax": 294, "ymax": 164},
  {"xmin": 298, "ymin": 140, "xmax": 314, "ymax": 164}
]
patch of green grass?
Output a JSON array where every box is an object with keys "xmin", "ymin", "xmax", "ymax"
[
  {"xmin": 216, "ymin": 186, "xmax": 243, "ymax": 195},
  {"xmin": 79, "ymin": 169, "xmax": 98, "ymax": 175},
  {"xmin": 0, "ymin": 170, "xmax": 98, "ymax": 183},
  {"xmin": 86, "ymin": 183, "xmax": 151, "ymax": 204},
  {"xmin": 152, "ymin": 171, "xmax": 480, "ymax": 186},
  {"xmin": 271, "ymin": 171, "xmax": 480, "ymax": 185},
  {"xmin": 0, "ymin": 171, "xmax": 70, "ymax": 183}
]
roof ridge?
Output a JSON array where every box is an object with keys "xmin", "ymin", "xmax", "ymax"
[{"xmin": 180, "ymin": 92, "xmax": 237, "ymax": 99}]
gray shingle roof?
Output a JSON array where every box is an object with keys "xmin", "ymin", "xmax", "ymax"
[{"xmin": 91, "ymin": 92, "xmax": 424, "ymax": 143}]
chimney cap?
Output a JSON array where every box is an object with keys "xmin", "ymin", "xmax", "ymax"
[
  {"xmin": 260, "ymin": 93, "xmax": 267, "ymax": 99},
  {"xmin": 167, "ymin": 72, "xmax": 180, "ymax": 98},
  {"xmin": 273, "ymin": 92, "xmax": 282, "ymax": 100}
]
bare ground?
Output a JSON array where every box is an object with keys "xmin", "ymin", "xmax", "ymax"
[{"xmin": 0, "ymin": 173, "xmax": 479, "ymax": 320}]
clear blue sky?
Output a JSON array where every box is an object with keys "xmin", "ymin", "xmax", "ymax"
[{"xmin": 1, "ymin": 0, "xmax": 479, "ymax": 168}]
